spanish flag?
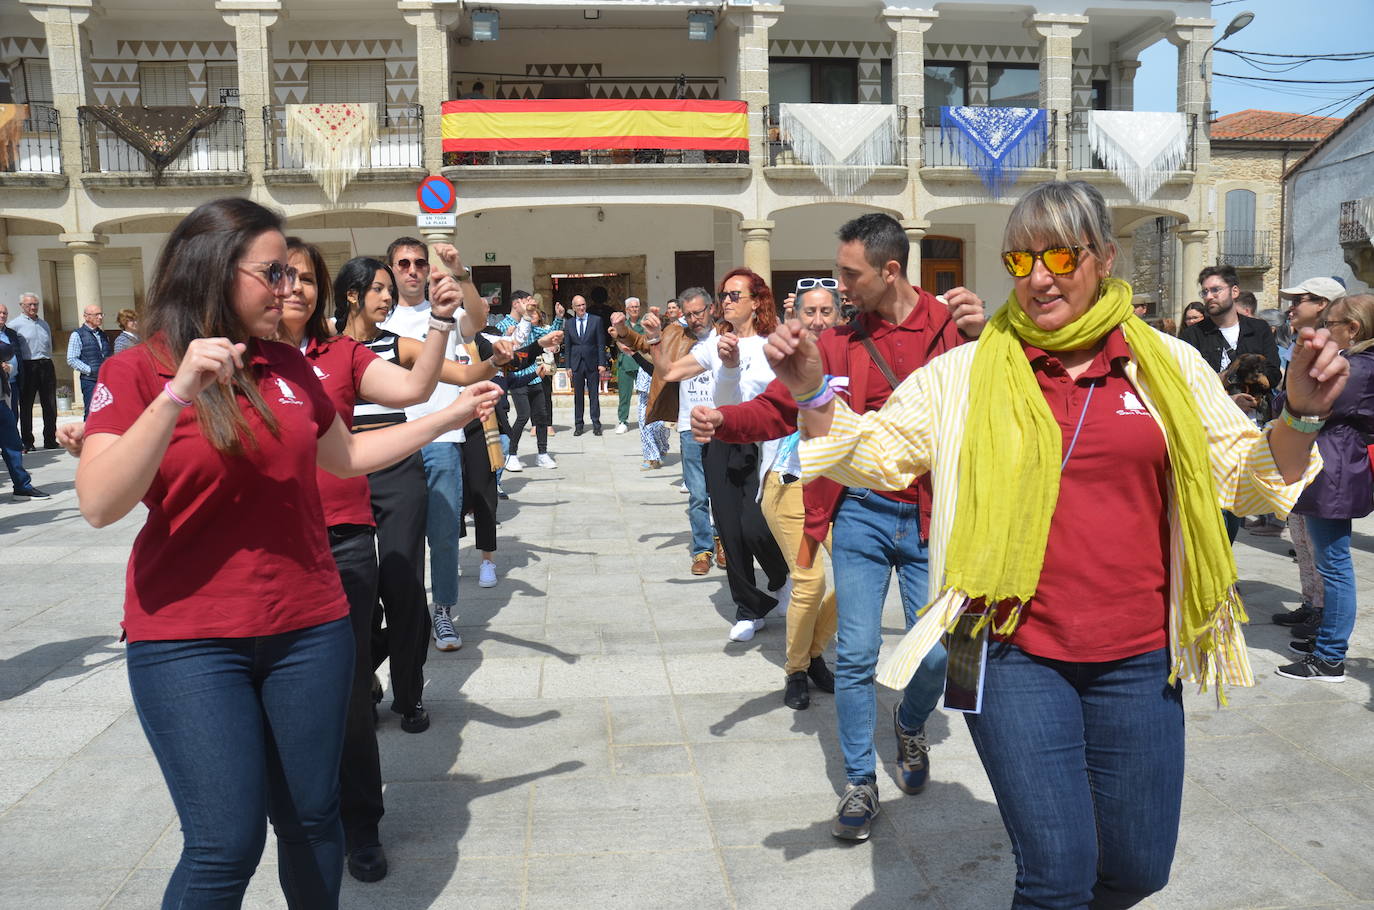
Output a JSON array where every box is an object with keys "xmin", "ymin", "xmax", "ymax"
[{"xmin": 441, "ymin": 99, "xmax": 749, "ymax": 152}]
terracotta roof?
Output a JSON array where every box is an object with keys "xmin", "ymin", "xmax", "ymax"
[{"xmin": 1211, "ymin": 108, "xmax": 1343, "ymax": 142}]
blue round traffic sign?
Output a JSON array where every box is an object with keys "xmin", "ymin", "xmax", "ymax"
[{"xmin": 417, "ymin": 175, "xmax": 455, "ymax": 213}]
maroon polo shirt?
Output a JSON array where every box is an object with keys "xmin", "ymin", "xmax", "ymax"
[
  {"xmin": 990, "ymin": 328, "xmax": 1171, "ymax": 662},
  {"xmin": 303, "ymin": 335, "xmax": 379, "ymax": 528},
  {"xmin": 86, "ymin": 339, "xmax": 349, "ymax": 642}
]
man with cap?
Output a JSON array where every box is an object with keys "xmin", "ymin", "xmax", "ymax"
[{"xmin": 1282, "ymin": 276, "xmax": 1347, "ymax": 341}]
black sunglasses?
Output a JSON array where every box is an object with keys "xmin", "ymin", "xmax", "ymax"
[{"xmin": 394, "ymin": 257, "xmax": 429, "ymax": 271}]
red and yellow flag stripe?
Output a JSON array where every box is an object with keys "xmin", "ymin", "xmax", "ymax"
[{"xmin": 441, "ymin": 99, "xmax": 748, "ymax": 151}]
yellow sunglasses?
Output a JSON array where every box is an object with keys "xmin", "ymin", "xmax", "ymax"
[{"xmin": 1002, "ymin": 246, "xmax": 1084, "ymax": 278}]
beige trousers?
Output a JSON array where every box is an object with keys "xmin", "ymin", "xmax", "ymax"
[{"xmin": 760, "ymin": 472, "xmax": 837, "ymax": 675}]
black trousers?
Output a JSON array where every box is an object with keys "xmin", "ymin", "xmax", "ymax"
[
  {"xmin": 509, "ymin": 381, "xmax": 551, "ymax": 455},
  {"xmin": 328, "ymin": 523, "xmax": 384, "ymax": 851},
  {"xmin": 20, "ymin": 358, "xmax": 55, "ymax": 448},
  {"xmin": 705, "ymin": 441, "xmax": 789, "ymax": 621},
  {"xmin": 572, "ymin": 367, "xmax": 601, "ymax": 429},
  {"xmin": 461, "ymin": 421, "xmax": 499, "ymax": 553},
  {"xmin": 367, "ymin": 452, "xmax": 430, "ymax": 714}
]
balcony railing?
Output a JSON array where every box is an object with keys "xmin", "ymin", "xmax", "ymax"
[
  {"xmin": 1068, "ymin": 111, "xmax": 1198, "ymax": 172},
  {"xmin": 79, "ymin": 107, "xmax": 245, "ymax": 174},
  {"xmin": 1340, "ymin": 199, "xmax": 1371, "ymax": 244},
  {"xmin": 1216, "ymin": 230, "xmax": 1273, "ymax": 269},
  {"xmin": 920, "ymin": 108, "xmax": 1056, "ymax": 169},
  {"xmin": 1, "ymin": 103, "xmax": 61, "ymax": 174},
  {"xmin": 264, "ymin": 104, "xmax": 423, "ymax": 170},
  {"xmin": 765, "ymin": 103, "xmax": 906, "ymax": 168}
]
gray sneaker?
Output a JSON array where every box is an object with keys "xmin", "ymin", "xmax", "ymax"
[
  {"xmin": 431, "ymin": 605, "xmax": 462, "ymax": 651},
  {"xmin": 831, "ymin": 782, "xmax": 880, "ymax": 841},
  {"xmin": 892, "ymin": 704, "xmax": 931, "ymax": 794}
]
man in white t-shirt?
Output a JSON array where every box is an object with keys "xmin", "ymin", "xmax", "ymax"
[{"xmin": 380, "ymin": 237, "xmax": 487, "ymax": 655}]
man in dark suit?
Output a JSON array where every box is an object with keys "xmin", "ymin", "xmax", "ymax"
[{"xmin": 564, "ymin": 294, "xmax": 607, "ymax": 435}]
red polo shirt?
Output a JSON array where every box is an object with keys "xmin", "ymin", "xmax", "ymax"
[
  {"xmin": 86, "ymin": 339, "xmax": 349, "ymax": 642},
  {"xmin": 991, "ymin": 328, "xmax": 1171, "ymax": 662},
  {"xmin": 303, "ymin": 335, "xmax": 379, "ymax": 528}
]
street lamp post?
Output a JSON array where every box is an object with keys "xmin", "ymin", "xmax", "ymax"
[{"xmin": 1202, "ymin": 11, "xmax": 1256, "ymax": 121}]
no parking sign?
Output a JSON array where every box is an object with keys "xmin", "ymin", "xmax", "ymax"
[{"xmin": 417, "ymin": 175, "xmax": 457, "ymax": 228}]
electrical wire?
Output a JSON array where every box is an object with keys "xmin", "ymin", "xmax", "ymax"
[
  {"xmin": 1212, "ymin": 88, "xmax": 1371, "ymax": 140},
  {"xmin": 1214, "ymin": 72, "xmax": 1374, "ymax": 84}
]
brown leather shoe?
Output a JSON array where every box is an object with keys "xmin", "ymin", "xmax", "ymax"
[
  {"xmin": 691, "ymin": 552, "xmax": 712, "ymax": 575},
  {"xmin": 714, "ymin": 537, "xmax": 727, "ymax": 569}
]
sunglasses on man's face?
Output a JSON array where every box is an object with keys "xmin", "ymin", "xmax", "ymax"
[
  {"xmin": 1001, "ymin": 246, "xmax": 1084, "ymax": 278},
  {"xmin": 796, "ymin": 277, "xmax": 839, "ymax": 291},
  {"xmin": 394, "ymin": 258, "xmax": 429, "ymax": 271}
]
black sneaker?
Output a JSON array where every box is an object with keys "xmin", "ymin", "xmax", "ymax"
[
  {"xmin": 1287, "ymin": 637, "xmax": 1315, "ymax": 656},
  {"xmin": 1291, "ymin": 610, "xmax": 1324, "ymax": 639},
  {"xmin": 1273, "ymin": 603, "xmax": 1317, "ymax": 626},
  {"xmin": 13, "ymin": 486, "xmax": 50, "ymax": 498},
  {"xmin": 892, "ymin": 704, "xmax": 931, "ymax": 794},
  {"xmin": 807, "ymin": 654, "xmax": 835, "ymax": 693},
  {"xmin": 831, "ymin": 782, "xmax": 880, "ymax": 841},
  {"xmin": 371, "ymin": 674, "xmax": 383, "ymax": 705},
  {"xmin": 1275, "ymin": 654, "xmax": 1345, "ymax": 683},
  {"xmin": 346, "ymin": 843, "xmax": 388, "ymax": 882},
  {"xmin": 394, "ymin": 703, "xmax": 431, "ymax": 733},
  {"xmin": 784, "ymin": 671, "xmax": 809, "ymax": 710}
]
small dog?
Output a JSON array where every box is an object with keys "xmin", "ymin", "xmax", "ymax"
[{"xmin": 1221, "ymin": 352, "xmax": 1273, "ymax": 421}]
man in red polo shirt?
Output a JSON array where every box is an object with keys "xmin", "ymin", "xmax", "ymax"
[{"xmin": 692, "ymin": 213, "xmax": 984, "ymax": 841}]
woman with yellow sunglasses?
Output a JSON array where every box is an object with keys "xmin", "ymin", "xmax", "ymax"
[{"xmin": 766, "ymin": 180, "xmax": 1345, "ymax": 909}]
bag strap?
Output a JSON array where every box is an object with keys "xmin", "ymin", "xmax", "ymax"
[{"xmin": 851, "ymin": 320, "xmax": 900, "ymax": 392}]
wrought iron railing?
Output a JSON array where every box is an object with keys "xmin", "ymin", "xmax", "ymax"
[
  {"xmin": 263, "ymin": 103, "xmax": 424, "ymax": 170},
  {"xmin": 79, "ymin": 107, "xmax": 245, "ymax": 174},
  {"xmin": 1, "ymin": 103, "xmax": 62, "ymax": 174},
  {"xmin": 765, "ymin": 103, "xmax": 906, "ymax": 168},
  {"xmin": 1068, "ymin": 111, "xmax": 1198, "ymax": 172},
  {"xmin": 1216, "ymin": 230, "xmax": 1273, "ymax": 268},
  {"xmin": 919, "ymin": 107, "xmax": 1056, "ymax": 169},
  {"xmin": 1340, "ymin": 199, "xmax": 1371, "ymax": 244}
]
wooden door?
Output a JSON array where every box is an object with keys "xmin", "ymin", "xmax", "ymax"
[
  {"xmin": 920, "ymin": 260, "xmax": 963, "ymax": 295},
  {"xmin": 674, "ymin": 250, "xmax": 715, "ymax": 298}
]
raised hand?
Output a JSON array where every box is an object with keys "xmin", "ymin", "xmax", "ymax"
[
  {"xmin": 1286, "ymin": 326, "xmax": 1349, "ymax": 416},
  {"xmin": 763, "ymin": 319, "xmax": 824, "ymax": 398},
  {"xmin": 941, "ymin": 286, "xmax": 986, "ymax": 337},
  {"xmin": 57, "ymin": 421, "xmax": 87, "ymax": 457},
  {"xmin": 430, "ymin": 242, "xmax": 464, "ymax": 276},
  {"xmin": 690, "ymin": 405, "xmax": 723, "ymax": 443},
  {"xmin": 782, "ymin": 292, "xmax": 796, "ymax": 318},
  {"xmin": 429, "ymin": 274, "xmax": 461, "ymax": 319},
  {"xmin": 610, "ymin": 310, "xmax": 626, "ymax": 329},
  {"xmin": 171, "ymin": 338, "xmax": 247, "ymax": 402},
  {"xmin": 554, "ymin": 301, "xmax": 566, "ymax": 319},
  {"xmin": 490, "ymin": 338, "xmax": 515, "ymax": 366},
  {"xmin": 717, "ymin": 331, "xmax": 740, "ymax": 369},
  {"xmin": 640, "ymin": 312, "xmax": 662, "ymax": 342},
  {"xmin": 540, "ymin": 330, "xmax": 565, "ymax": 349},
  {"xmin": 452, "ymin": 380, "xmax": 503, "ymax": 425}
]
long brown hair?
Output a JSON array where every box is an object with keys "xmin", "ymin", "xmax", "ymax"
[
  {"xmin": 286, "ymin": 237, "xmax": 334, "ymax": 345},
  {"xmin": 143, "ymin": 197, "xmax": 283, "ymax": 455},
  {"xmin": 717, "ymin": 267, "xmax": 778, "ymax": 335}
]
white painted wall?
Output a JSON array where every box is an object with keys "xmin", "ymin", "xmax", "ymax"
[{"xmin": 1285, "ymin": 112, "xmax": 1374, "ymax": 293}]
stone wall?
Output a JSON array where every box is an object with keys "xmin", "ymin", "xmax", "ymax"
[{"xmin": 1211, "ymin": 143, "xmax": 1294, "ymax": 309}]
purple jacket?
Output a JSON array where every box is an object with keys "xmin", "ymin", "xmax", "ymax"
[{"xmin": 1291, "ymin": 348, "xmax": 1374, "ymax": 520}]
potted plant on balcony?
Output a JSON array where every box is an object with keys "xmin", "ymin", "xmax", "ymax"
[{"xmin": 56, "ymin": 385, "xmax": 71, "ymax": 412}]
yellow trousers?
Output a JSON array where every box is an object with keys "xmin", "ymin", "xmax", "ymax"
[{"xmin": 760, "ymin": 472, "xmax": 837, "ymax": 675}]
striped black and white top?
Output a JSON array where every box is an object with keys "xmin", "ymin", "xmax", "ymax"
[{"xmin": 352, "ymin": 330, "xmax": 406, "ymax": 430}]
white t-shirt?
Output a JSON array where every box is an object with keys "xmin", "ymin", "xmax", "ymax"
[
  {"xmin": 691, "ymin": 334, "xmax": 774, "ymax": 406},
  {"xmin": 379, "ymin": 300, "xmax": 466, "ymax": 444},
  {"xmin": 677, "ymin": 329, "xmax": 717, "ymax": 432},
  {"xmin": 1218, "ymin": 321, "xmax": 1241, "ymax": 372}
]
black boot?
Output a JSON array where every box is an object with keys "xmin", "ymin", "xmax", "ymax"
[{"xmin": 784, "ymin": 672, "xmax": 810, "ymax": 710}]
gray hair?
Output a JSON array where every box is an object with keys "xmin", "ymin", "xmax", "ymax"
[
  {"xmin": 678, "ymin": 287, "xmax": 714, "ymax": 311},
  {"xmin": 18, "ymin": 291, "xmax": 39, "ymax": 303},
  {"xmin": 798, "ymin": 286, "xmax": 841, "ymax": 310},
  {"xmin": 1004, "ymin": 180, "xmax": 1116, "ymax": 264},
  {"xmin": 624, "ymin": 296, "xmax": 641, "ymax": 307}
]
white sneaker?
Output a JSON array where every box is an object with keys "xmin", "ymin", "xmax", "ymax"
[
  {"xmin": 728, "ymin": 618, "xmax": 766, "ymax": 642},
  {"xmin": 679, "ymin": 481, "xmax": 689, "ymax": 493},
  {"xmin": 432, "ymin": 605, "xmax": 462, "ymax": 651},
  {"xmin": 537, "ymin": 453, "xmax": 558, "ymax": 468},
  {"xmin": 504, "ymin": 454, "xmax": 523, "ymax": 472},
  {"xmin": 478, "ymin": 559, "xmax": 498, "ymax": 588},
  {"xmin": 615, "ymin": 422, "xmax": 628, "ymax": 434},
  {"xmin": 771, "ymin": 580, "xmax": 793, "ymax": 617}
]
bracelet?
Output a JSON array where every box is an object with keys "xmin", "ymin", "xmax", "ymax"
[
  {"xmin": 1279, "ymin": 406, "xmax": 1326, "ymax": 434},
  {"xmin": 796, "ymin": 387, "xmax": 836, "ymax": 410},
  {"xmin": 793, "ymin": 374, "xmax": 833, "ymax": 405},
  {"xmin": 428, "ymin": 316, "xmax": 456, "ymax": 332},
  {"xmin": 163, "ymin": 381, "xmax": 193, "ymax": 408}
]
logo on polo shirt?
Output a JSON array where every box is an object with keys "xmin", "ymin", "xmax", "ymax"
[
  {"xmin": 89, "ymin": 382, "xmax": 113, "ymax": 414},
  {"xmin": 1117, "ymin": 390, "xmax": 1150, "ymax": 417},
  {"xmin": 313, "ymin": 365, "xmax": 328, "ymax": 380},
  {"xmin": 275, "ymin": 378, "xmax": 303, "ymax": 406}
]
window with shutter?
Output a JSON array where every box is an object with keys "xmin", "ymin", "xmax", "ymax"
[
  {"xmin": 307, "ymin": 62, "xmax": 386, "ymax": 104},
  {"xmin": 206, "ymin": 64, "xmax": 240, "ymax": 107},
  {"xmin": 140, "ymin": 63, "xmax": 192, "ymax": 106},
  {"xmin": 54, "ymin": 262, "xmax": 138, "ymax": 332},
  {"xmin": 1223, "ymin": 189, "xmax": 1258, "ymax": 264},
  {"xmin": 17, "ymin": 59, "xmax": 53, "ymax": 104}
]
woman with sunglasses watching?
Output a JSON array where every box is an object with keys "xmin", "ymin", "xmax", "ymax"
[
  {"xmin": 770, "ymin": 180, "xmax": 1341, "ymax": 908},
  {"xmin": 657, "ymin": 267, "xmax": 790, "ymax": 642},
  {"xmin": 1275, "ymin": 293, "xmax": 1374, "ymax": 683},
  {"xmin": 73, "ymin": 198, "xmax": 501, "ymax": 909}
]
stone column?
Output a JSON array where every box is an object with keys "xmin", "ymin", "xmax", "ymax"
[
  {"xmin": 1176, "ymin": 227, "xmax": 1209, "ymax": 321},
  {"xmin": 217, "ymin": 0, "xmax": 281, "ymax": 180},
  {"xmin": 1110, "ymin": 58, "xmax": 1141, "ymax": 110},
  {"xmin": 1168, "ymin": 18, "xmax": 1213, "ymax": 170},
  {"xmin": 901, "ymin": 219, "xmax": 929, "ymax": 280},
  {"xmin": 0, "ymin": 219, "xmax": 11, "ymax": 275},
  {"xmin": 881, "ymin": 8, "xmax": 938, "ymax": 168},
  {"xmin": 22, "ymin": 0, "xmax": 98, "ymax": 183},
  {"xmin": 724, "ymin": 4, "xmax": 782, "ymax": 167},
  {"xmin": 61, "ymin": 231, "xmax": 106, "ymax": 405},
  {"xmin": 740, "ymin": 220, "xmax": 774, "ymax": 287},
  {"xmin": 400, "ymin": 0, "xmax": 459, "ymax": 171},
  {"xmin": 1027, "ymin": 13, "xmax": 1087, "ymax": 176}
]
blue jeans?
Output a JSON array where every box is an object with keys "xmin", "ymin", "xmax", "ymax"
[
  {"xmin": 1304, "ymin": 515, "xmax": 1356, "ymax": 663},
  {"xmin": 421, "ymin": 440, "xmax": 464, "ymax": 608},
  {"xmin": 126, "ymin": 618, "xmax": 354, "ymax": 909},
  {"xmin": 0, "ymin": 399, "xmax": 33, "ymax": 490},
  {"xmin": 830, "ymin": 488, "xmax": 948, "ymax": 785},
  {"xmin": 966, "ymin": 645, "xmax": 1184, "ymax": 910},
  {"xmin": 680, "ymin": 431, "xmax": 714, "ymax": 555}
]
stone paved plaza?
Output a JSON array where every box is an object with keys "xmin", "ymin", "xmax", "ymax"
[{"xmin": 1, "ymin": 403, "xmax": 1372, "ymax": 909}]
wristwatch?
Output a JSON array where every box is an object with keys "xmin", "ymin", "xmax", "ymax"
[{"xmin": 453, "ymin": 266, "xmax": 473, "ymax": 282}]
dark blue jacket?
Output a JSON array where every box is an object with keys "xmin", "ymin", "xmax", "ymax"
[
  {"xmin": 1292, "ymin": 348, "xmax": 1374, "ymax": 520},
  {"xmin": 564, "ymin": 312, "xmax": 607, "ymax": 373}
]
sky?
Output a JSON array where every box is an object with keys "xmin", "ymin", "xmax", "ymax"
[{"xmin": 1132, "ymin": 0, "xmax": 1374, "ymax": 120}]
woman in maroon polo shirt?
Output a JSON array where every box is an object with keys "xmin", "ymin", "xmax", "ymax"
[{"xmin": 75, "ymin": 198, "xmax": 499, "ymax": 909}]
